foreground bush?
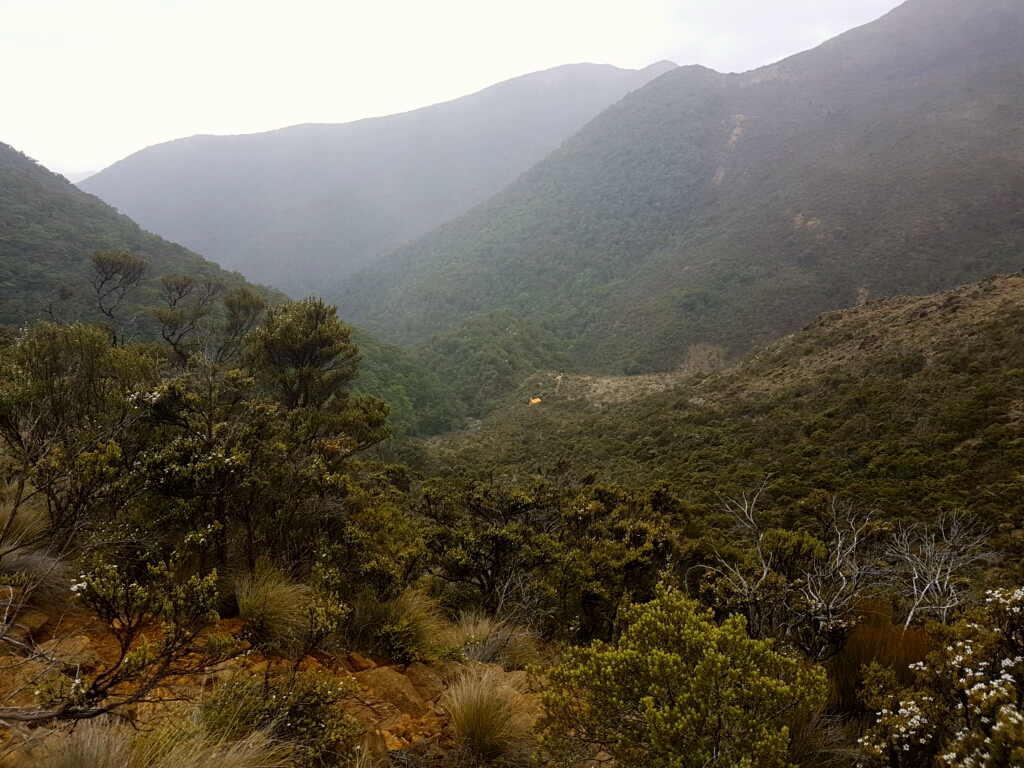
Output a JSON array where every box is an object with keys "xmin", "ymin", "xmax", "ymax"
[
  {"xmin": 537, "ymin": 585, "xmax": 827, "ymax": 768},
  {"xmin": 858, "ymin": 587, "xmax": 1024, "ymax": 768}
]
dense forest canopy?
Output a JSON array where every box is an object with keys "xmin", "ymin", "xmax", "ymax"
[{"xmin": 0, "ymin": 142, "xmax": 275, "ymax": 334}]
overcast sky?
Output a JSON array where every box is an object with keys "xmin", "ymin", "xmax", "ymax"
[{"xmin": 1, "ymin": 0, "xmax": 903, "ymax": 174}]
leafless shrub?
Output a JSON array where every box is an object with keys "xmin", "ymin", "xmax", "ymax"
[{"xmin": 884, "ymin": 510, "xmax": 993, "ymax": 628}]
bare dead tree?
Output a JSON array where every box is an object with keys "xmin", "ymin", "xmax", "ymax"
[
  {"xmin": 796, "ymin": 497, "xmax": 885, "ymax": 660},
  {"xmin": 885, "ymin": 511, "xmax": 993, "ymax": 629},
  {"xmin": 704, "ymin": 483, "xmax": 882, "ymax": 661},
  {"xmin": 704, "ymin": 479, "xmax": 793, "ymax": 642}
]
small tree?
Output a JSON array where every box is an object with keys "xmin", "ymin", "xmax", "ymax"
[
  {"xmin": 153, "ymin": 273, "xmax": 225, "ymax": 363},
  {"xmin": 247, "ymin": 297, "xmax": 361, "ymax": 411},
  {"xmin": 537, "ymin": 585, "xmax": 827, "ymax": 768},
  {"xmin": 88, "ymin": 249, "xmax": 147, "ymax": 345}
]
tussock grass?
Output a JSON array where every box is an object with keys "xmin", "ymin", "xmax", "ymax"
[
  {"xmin": 199, "ymin": 671, "xmax": 358, "ymax": 767},
  {"xmin": 33, "ymin": 717, "xmax": 288, "ymax": 768},
  {"xmin": 0, "ymin": 485, "xmax": 49, "ymax": 545},
  {"xmin": 343, "ymin": 587, "xmax": 447, "ymax": 663},
  {"xmin": 0, "ymin": 490, "xmax": 71, "ymax": 617},
  {"xmin": 827, "ymin": 599, "xmax": 931, "ymax": 715},
  {"xmin": 442, "ymin": 666, "xmax": 536, "ymax": 766},
  {"xmin": 442, "ymin": 613, "xmax": 542, "ymax": 670},
  {"xmin": 234, "ymin": 562, "xmax": 312, "ymax": 653}
]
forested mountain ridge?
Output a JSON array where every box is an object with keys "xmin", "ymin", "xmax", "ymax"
[
  {"xmin": 337, "ymin": 0, "xmax": 1024, "ymax": 375},
  {"xmin": 423, "ymin": 272, "xmax": 1024, "ymax": 525},
  {"xmin": 0, "ymin": 141, "xmax": 464, "ymax": 437},
  {"xmin": 0, "ymin": 141, "xmax": 274, "ymax": 333},
  {"xmin": 80, "ymin": 61, "xmax": 676, "ymax": 297}
]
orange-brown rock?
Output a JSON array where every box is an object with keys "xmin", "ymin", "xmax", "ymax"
[
  {"xmin": 347, "ymin": 651, "xmax": 375, "ymax": 672},
  {"xmin": 355, "ymin": 666, "xmax": 429, "ymax": 718},
  {"xmin": 405, "ymin": 662, "xmax": 445, "ymax": 702},
  {"xmin": 39, "ymin": 635, "xmax": 101, "ymax": 673},
  {"xmin": 6, "ymin": 610, "xmax": 49, "ymax": 643}
]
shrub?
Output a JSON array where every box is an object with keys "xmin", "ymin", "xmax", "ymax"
[
  {"xmin": 200, "ymin": 670, "xmax": 358, "ymax": 767},
  {"xmin": 537, "ymin": 585, "xmax": 828, "ymax": 768},
  {"xmin": 858, "ymin": 587, "xmax": 1024, "ymax": 767},
  {"xmin": 342, "ymin": 588, "xmax": 446, "ymax": 663},
  {"xmin": 442, "ymin": 665, "xmax": 537, "ymax": 765}
]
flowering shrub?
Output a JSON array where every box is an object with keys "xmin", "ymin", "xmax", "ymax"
[
  {"xmin": 858, "ymin": 588, "xmax": 1024, "ymax": 767},
  {"xmin": 33, "ymin": 557, "xmax": 233, "ymax": 718}
]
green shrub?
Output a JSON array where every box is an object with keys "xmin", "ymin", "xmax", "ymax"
[{"xmin": 537, "ymin": 585, "xmax": 828, "ymax": 768}]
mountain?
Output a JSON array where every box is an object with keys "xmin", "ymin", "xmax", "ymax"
[
  {"xmin": 0, "ymin": 141, "xmax": 466, "ymax": 437},
  {"xmin": 336, "ymin": 0, "xmax": 1024, "ymax": 375},
  {"xmin": 422, "ymin": 272, "xmax": 1024, "ymax": 523},
  {"xmin": 79, "ymin": 62, "xmax": 676, "ymax": 297},
  {"xmin": 0, "ymin": 141, "xmax": 273, "ymax": 333}
]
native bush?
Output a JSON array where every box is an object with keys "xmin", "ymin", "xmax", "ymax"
[
  {"xmin": 858, "ymin": 587, "xmax": 1024, "ymax": 767},
  {"xmin": 537, "ymin": 585, "xmax": 827, "ymax": 768}
]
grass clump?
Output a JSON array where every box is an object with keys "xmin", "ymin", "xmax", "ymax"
[
  {"xmin": 826, "ymin": 600, "xmax": 931, "ymax": 715},
  {"xmin": 0, "ymin": 486, "xmax": 71, "ymax": 615},
  {"xmin": 442, "ymin": 613, "xmax": 542, "ymax": 670},
  {"xmin": 442, "ymin": 666, "xmax": 536, "ymax": 766},
  {"xmin": 234, "ymin": 563, "xmax": 312, "ymax": 653},
  {"xmin": 33, "ymin": 716, "xmax": 288, "ymax": 768},
  {"xmin": 343, "ymin": 587, "xmax": 447, "ymax": 663},
  {"xmin": 200, "ymin": 670, "xmax": 358, "ymax": 767}
]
